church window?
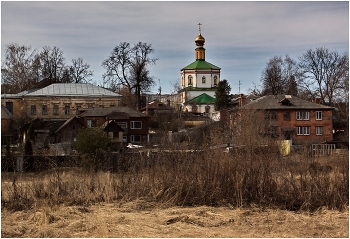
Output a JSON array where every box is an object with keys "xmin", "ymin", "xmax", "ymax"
[
  {"xmin": 214, "ymin": 75, "xmax": 218, "ymax": 86},
  {"xmin": 205, "ymin": 105, "xmax": 210, "ymax": 114},
  {"xmin": 188, "ymin": 75, "xmax": 193, "ymax": 85},
  {"xmin": 202, "ymin": 76, "xmax": 206, "ymax": 83},
  {"xmin": 192, "ymin": 105, "xmax": 198, "ymax": 112}
]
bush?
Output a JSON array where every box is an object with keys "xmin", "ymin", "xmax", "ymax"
[{"xmin": 73, "ymin": 127, "xmax": 111, "ymax": 171}]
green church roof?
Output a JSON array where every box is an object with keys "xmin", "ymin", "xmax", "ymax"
[
  {"xmin": 182, "ymin": 59, "xmax": 220, "ymax": 70},
  {"xmin": 185, "ymin": 93, "xmax": 216, "ymax": 105}
]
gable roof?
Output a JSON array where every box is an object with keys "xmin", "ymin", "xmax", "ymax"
[
  {"xmin": 79, "ymin": 107, "xmax": 148, "ymax": 118},
  {"xmin": 55, "ymin": 116, "xmax": 85, "ymax": 133},
  {"xmin": 182, "ymin": 59, "xmax": 220, "ymax": 70},
  {"xmin": 102, "ymin": 120, "xmax": 124, "ymax": 132},
  {"xmin": 185, "ymin": 93, "xmax": 216, "ymax": 105},
  {"xmin": 25, "ymin": 83, "xmax": 121, "ymax": 97},
  {"xmin": 242, "ymin": 95, "xmax": 334, "ymax": 110}
]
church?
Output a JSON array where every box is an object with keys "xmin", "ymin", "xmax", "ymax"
[{"xmin": 179, "ymin": 24, "xmax": 221, "ymax": 118}]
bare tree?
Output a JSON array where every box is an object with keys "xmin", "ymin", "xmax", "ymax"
[
  {"xmin": 298, "ymin": 47, "xmax": 349, "ymax": 105},
  {"xmin": 1, "ymin": 43, "xmax": 39, "ymax": 92},
  {"xmin": 261, "ymin": 55, "xmax": 299, "ymax": 96},
  {"xmin": 69, "ymin": 58, "xmax": 93, "ymax": 83},
  {"xmin": 102, "ymin": 42, "xmax": 157, "ymax": 110},
  {"xmin": 261, "ymin": 56, "xmax": 284, "ymax": 95},
  {"xmin": 39, "ymin": 46, "xmax": 67, "ymax": 84}
]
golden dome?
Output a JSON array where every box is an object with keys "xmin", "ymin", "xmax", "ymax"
[{"xmin": 195, "ymin": 33, "xmax": 205, "ymax": 46}]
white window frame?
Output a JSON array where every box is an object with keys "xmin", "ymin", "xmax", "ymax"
[
  {"xmin": 316, "ymin": 111, "xmax": 323, "ymax": 120},
  {"xmin": 87, "ymin": 119, "xmax": 98, "ymax": 128},
  {"xmin": 130, "ymin": 121, "xmax": 142, "ymax": 129},
  {"xmin": 130, "ymin": 135, "xmax": 141, "ymax": 143},
  {"xmin": 316, "ymin": 126, "xmax": 323, "ymax": 135},
  {"xmin": 296, "ymin": 111, "xmax": 309, "ymax": 120},
  {"xmin": 117, "ymin": 122, "xmax": 127, "ymax": 129},
  {"xmin": 296, "ymin": 126, "xmax": 310, "ymax": 135}
]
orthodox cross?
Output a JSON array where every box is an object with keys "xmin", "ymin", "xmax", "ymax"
[{"xmin": 198, "ymin": 23, "xmax": 202, "ymax": 34}]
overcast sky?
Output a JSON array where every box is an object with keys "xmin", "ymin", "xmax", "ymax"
[{"xmin": 1, "ymin": 1, "xmax": 349, "ymax": 95}]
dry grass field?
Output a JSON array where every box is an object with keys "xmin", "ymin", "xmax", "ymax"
[
  {"xmin": 2, "ymin": 125, "xmax": 348, "ymax": 238},
  {"xmin": 1, "ymin": 200, "xmax": 349, "ymax": 238}
]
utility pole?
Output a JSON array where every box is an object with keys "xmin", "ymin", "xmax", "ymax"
[{"xmin": 238, "ymin": 80, "xmax": 242, "ymax": 94}]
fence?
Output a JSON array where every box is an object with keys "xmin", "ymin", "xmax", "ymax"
[{"xmin": 312, "ymin": 144, "xmax": 336, "ymax": 157}]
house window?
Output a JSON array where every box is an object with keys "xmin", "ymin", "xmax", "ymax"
[
  {"xmin": 130, "ymin": 135, "xmax": 141, "ymax": 143},
  {"xmin": 284, "ymin": 111, "xmax": 290, "ymax": 120},
  {"xmin": 316, "ymin": 111, "xmax": 323, "ymax": 120},
  {"xmin": 117, "ymin": 122, "xmax": 127, "ymax": 129},
  {"xmin": 65, "ymin": 105, "xmax": 70, "ymax": 115},
  {"xmin": 53, "ymin": 105, "xmax": 59, "ymax": 115},
  {"xmin": 296, "ymin": 126, "xmax": 310, "ymax": 135},
  {"xmin": 42, "ymin": 105, "xmax": 48, "ymax": 115},
  {"xmin": 316, "ymin": 126, "xmax": 323, "ymax": 135},
  {"xmin": 130, "ymin": 121, "xmax": 142, "ymax": 129},
  {"xmin": 5, "ymin": 102, "xmax": 13, "ymax": 114},
  {"xmin": 31, "ymin": 105, "xmax": 36, "ymax": 115},
  {"xmin": 122, "ymin": 135, "xmax": 127, "ymax": 142},
  {"xmin": 76, "ymin": 106, "xmax": 81, "ymax": 115},
  {"xmin": 265, "ymin": 111, "xmax": 277, "ymax": 120},
  {"xmin": 87, "ymin": 120, "xmax": 98, "ymax": 127},
  {"xmin": 296, "ymin": 111, "xmax": 309, "ymax": 120},
  {"xmin": 188, "ymin": 75, "xmax": 193, "ymax": 85},
  {"xmin": 202, "ymin": 76, "xmax": 206, "ymax": 83},
  {"xmin": 113, "ymin": 132, "xmax": 119, "ymax": 138}
]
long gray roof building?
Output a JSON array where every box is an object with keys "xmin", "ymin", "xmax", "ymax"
[
  {"xmin": 242, "ymin": 95, "xmax": 334, "ymax": 110},
  {"xmin": 24, "ymin": 83, "xmax": 121, "ymax": 97}
]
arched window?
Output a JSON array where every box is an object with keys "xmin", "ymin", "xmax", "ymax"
[
  {"xmin": 192, "ymin": 105, "xmax": 198, "ymax": 112},
  {"xmin": 188, "ymin": 75, "xmax": 193, "ymax": 85},
  {"xmin": 213, "ymin": 75, "xmax": 218, "ymax": 86},
  {"xmin": 205, "ymin": 105, "xmax": 210, "ymax": 114},
  {"xmin": 202, "ymin": 76, "xmax": 206, "ymax": 83}
]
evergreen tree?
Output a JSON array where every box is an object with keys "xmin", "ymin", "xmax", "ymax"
[{"xmin": 215, "ymin": 79, "xmax": 231, "ymax": 111}]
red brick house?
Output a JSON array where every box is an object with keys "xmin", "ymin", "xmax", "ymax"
[
  {"xmin": 78, "ymin": 107, "xmax": 149, "ymax": 147},
  {"xmin": 227, "ymin": 95, "xmax": 334, "ymax": 145}
]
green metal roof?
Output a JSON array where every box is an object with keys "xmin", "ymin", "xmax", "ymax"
[
  {"xmin": 182, "ymin": 59, "xmax": 220, "ymax": 70},
  {"xmin": 185, "ymin": 93, "xmax": 216, "ymax": 105}
]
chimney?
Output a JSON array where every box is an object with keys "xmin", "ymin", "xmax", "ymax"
[{"xmin": 239, "ymin": 94, "xmax": 246, "ymax": 107}]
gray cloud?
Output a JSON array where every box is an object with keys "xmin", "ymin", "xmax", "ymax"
[{"xmin": 2, "ymin": 1, "xmax": 348, "ymax": 94}]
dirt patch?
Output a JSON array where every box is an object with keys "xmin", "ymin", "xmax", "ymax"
[{"xmin": 1, "ymin": 201, "xmax": 348, "ymax": 238}]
